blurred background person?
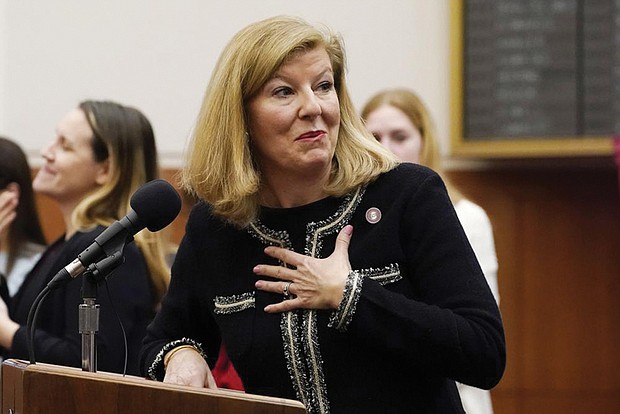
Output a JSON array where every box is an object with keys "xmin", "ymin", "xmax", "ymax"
[
  {"xmin": 0, "ymin": 137, "xmax": 46, "ymax": 299},
  {"xmin": 0, "ymin": 101, "xmax": 170, "ymax": 375},
  {"xmin": 362, "ymin": 88, "xmax": 499, "ymax": 414}
]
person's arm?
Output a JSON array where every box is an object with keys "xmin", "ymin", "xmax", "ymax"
[
  {"xmin": 8, "ymin": 232, "xmax": 94, "ymax": 367},
  {"xmin": 162, "ymin": 342, "xmax": 217, "ymax": 388},
  {"xmin": 0, "ymin": 296, "xmax": 20, "ymax": 349},
  {"xmin": 140, "ymin": 215, "xmax": 220, "ymax": 385},
  {"xmin": 339, "ymin": 172, "xmax": 505, "ymax": 389},
  {"xmin": 8, "ymin": 229, "xmax": 154, "ymax": 374},
  {"xmin": 0, "ymin": 185, "xmax": 18, "ymax": 242}
]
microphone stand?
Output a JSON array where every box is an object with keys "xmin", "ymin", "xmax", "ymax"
[
  {"xmin": 79, "ymin": 271, "xmax": 99, "ymax": 372},
  {"xmin": 79, "ymin": 252, "xmax": 124, "ymax": 372}
]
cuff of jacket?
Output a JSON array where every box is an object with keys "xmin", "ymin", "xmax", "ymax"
[
  {"xmin": 147, "ymin": 337, "xmax": 207, "ymax": 381},
  {"xmin": 328, "ymin": 270, "xmax": 364, "ymax": 332}
]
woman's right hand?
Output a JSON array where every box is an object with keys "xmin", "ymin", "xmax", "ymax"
[
  {"xmin": 0, "ymin": 185, "xmax": 19, "ymax": 242},
  {"xmin": 163, "ymin": 347, "xmax": 218, "ymax": 389}
]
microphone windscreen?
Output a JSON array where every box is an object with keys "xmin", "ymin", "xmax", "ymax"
[{"xmin": 130, "ymin": 179, "xmax": 182, "ymax": 231}]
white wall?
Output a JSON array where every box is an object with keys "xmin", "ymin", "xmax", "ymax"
[{"xmin": 0, "ymin": 0, "xmax": 451, "ymax": 168}]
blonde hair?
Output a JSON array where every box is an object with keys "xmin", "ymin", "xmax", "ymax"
[
  {"xmin": 182, "ymin": 15, "xmax": 397, "ymax": 227},
  {"xmin": 361, "ymin": 89, "xmax": 463, "ymax": 202},
  {"xmin": 71, "ymin": 100, "xmax": 170, "ymax": 307}
]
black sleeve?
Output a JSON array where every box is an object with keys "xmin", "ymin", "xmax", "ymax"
[
  {"xmin": 337, "ymin": 171, "xmax": 506, "ymax": 389},
  {"xmin": 139, "ymin": 212, "xmax": 220, "ymax": 380},
  {"xmin": 0, "ymin": 273, "xmax": 10, "ymax": 308}
]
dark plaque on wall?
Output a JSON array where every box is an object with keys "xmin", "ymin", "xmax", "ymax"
[{"xmin": 451, "ymin": 0, "xmax": 615, "ymax": 157}]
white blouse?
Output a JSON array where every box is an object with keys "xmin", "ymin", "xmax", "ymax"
[
  {"xmin": 0, "ymin": 241, "xmax": 46, "ymax": 296},
  {"xmin": 454, "ymin": 199, "xmax": 499, "ymax": 414}
]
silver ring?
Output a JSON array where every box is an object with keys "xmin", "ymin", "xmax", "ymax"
[{"xmin": 283, "ymin": 281, "xmax": 292, "ymax": 297}]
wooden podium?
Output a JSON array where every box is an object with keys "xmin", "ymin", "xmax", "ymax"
[{"xmin": 1, "ymin": 359, "xmax": 306, "ymax": 414}]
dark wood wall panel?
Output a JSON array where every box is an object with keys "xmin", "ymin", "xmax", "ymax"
[{"xmin": 448, "ymin": 167, "xmax": 620, "ymax": 414}]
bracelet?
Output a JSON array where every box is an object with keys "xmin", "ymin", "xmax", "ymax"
[{"xmin": 163, "ymin": 345, "xmax": 198, "ymax": 369}]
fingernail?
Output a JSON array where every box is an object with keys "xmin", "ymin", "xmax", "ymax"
[
  {"xmin": 253, "ymin": 265, "xmax": 260, "ymax": 273},
  {"xmin": 344, "ymin": 225, "xmax": 353, "ymax": 235}
]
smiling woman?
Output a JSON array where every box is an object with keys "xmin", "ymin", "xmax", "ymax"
[
  {"xmin": 139, "ymin": 15, "xmax": 505, "ymax": 414},
  {"xmin": 246, "ymin": 47, "xmax": 341, "ymax": 207},
  {"xmin": 0, "ymin": 100, "xmax": 171, "ymax": 376},
  {"xmin": 33, "ymin": 108, "xmax": 111, "ymax": 228}
]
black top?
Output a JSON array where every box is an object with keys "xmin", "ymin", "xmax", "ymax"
[
  {"xmin": 6, "ymin": 226, "xmax": 154, "ymax": 375},
  {"xmin": 140, "ymin": 164, "xmax": 506, "ymax": 413}
]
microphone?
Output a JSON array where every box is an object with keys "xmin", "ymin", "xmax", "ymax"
[{"xmin": 48, "ymin": 179, "xmax": 181, "ymax": 289}]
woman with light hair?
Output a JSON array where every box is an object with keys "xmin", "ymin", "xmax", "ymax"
[
  {"xmin": 141, "ymin": 16, "xmax": 505, "ymax": 413},
  {"xmin": 0, "ymin": 100, "xmax": 170, "ymax": 376}
]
